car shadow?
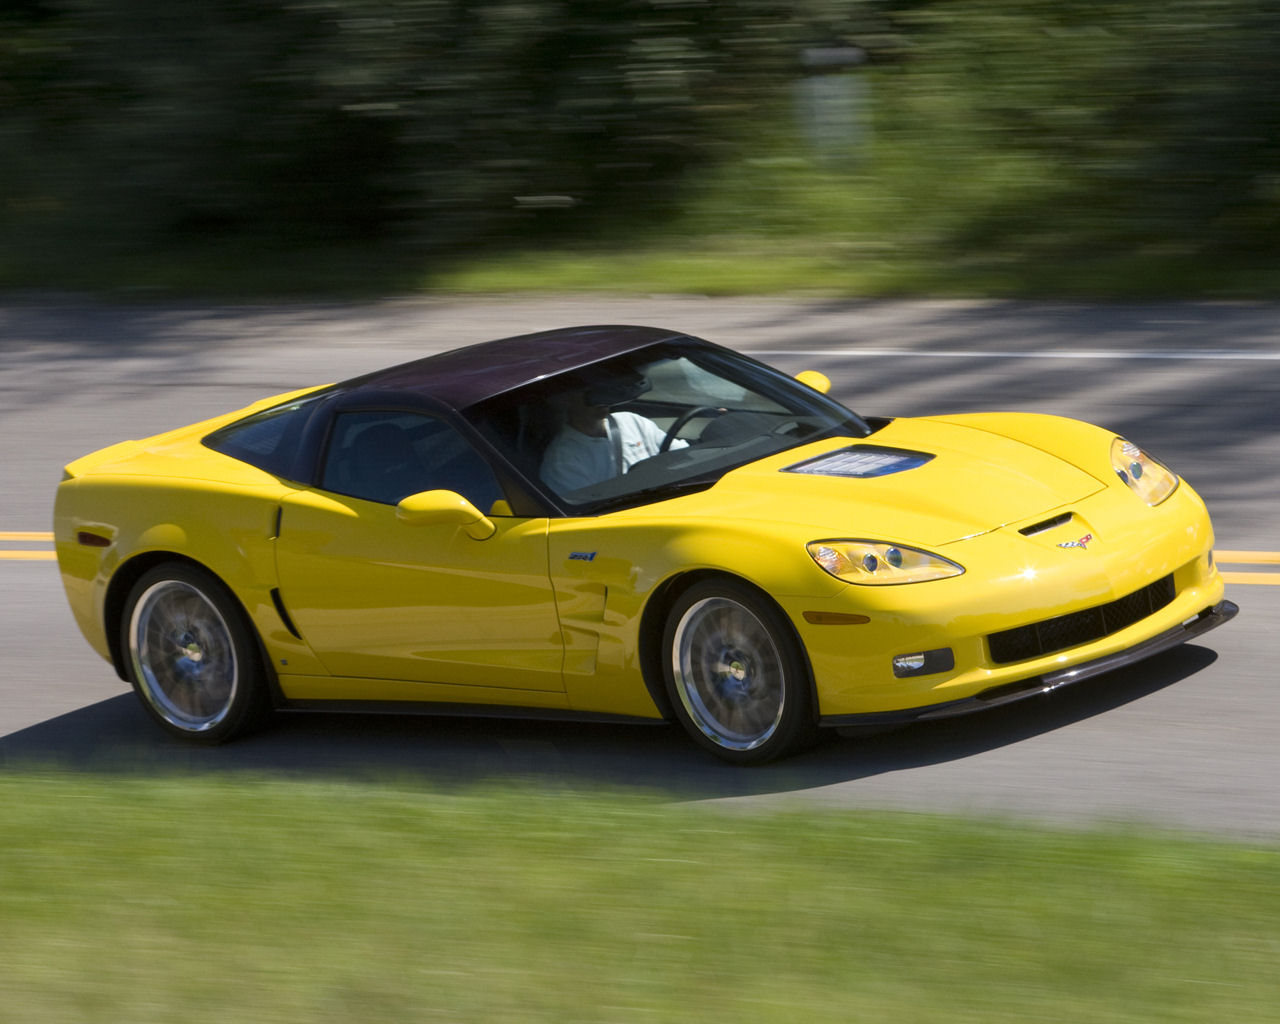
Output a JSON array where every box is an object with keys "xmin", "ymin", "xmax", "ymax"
[{"xmin": 0, "ymin": 646, "xmax": 1217, "ymax": 800}]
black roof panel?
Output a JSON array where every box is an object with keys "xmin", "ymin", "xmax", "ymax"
[{"xmin": 341, "ymin": 325, "xmax": 687, "ymax": 410}]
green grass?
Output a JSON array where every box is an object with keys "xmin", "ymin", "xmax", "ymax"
[{"xmin": 2, "ymin": 773, "xmax": 1277, "ymax": 1023}]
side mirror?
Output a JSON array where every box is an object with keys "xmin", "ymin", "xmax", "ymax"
[
  {"xmin": 794, "ymin": 370, "xmax": 832, "ymax": 395},
  {"xmin": 396, "ymin": 490, "xmax": 496, "ymax": 540}
]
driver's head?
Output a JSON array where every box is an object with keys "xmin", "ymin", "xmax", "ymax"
[
  {"xmin": 581, "ymin": 368, "xmax": 650, "ymax": 409},
  {"xmin": 549, "ymin": 368, "xmax": 650, "ymax": 438}
]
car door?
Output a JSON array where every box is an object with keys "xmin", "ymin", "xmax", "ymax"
[{"xmin": 274, "ymin": 408, "xmax": 564, "ymax": 693}]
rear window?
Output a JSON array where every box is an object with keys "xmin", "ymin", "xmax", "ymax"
[{"xmin": 203, "ymin": 393, "xmax": 325, "ymax": 479}]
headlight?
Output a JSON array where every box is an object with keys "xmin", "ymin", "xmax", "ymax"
[
  {"xmin": 807, "ymin": 540, "xmax": 965, "ymax": 585},
  {"xmin": 1110, "ymin": 437, "xmax": 1178, "ymax": 506}
]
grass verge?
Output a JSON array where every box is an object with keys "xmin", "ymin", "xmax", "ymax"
[{"xmin": 2, "ymin": 772, "xmax": 1277, "ymax": 1022}]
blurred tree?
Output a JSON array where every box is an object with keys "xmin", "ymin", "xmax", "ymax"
[
  {"xmin": 893, "ymin": 1, "xmax": 1280, "ymax": 263},
  {"xmin": 0, "ymin": 1, "xmax": 809, "ymax": 257},
  {"xmin": 4, "ymin": 0, "xmax": 1280, "ymax": 286}
]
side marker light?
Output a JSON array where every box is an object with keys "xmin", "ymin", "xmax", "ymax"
[{"xmin": 803, "ymin": 611, "xmax": 871, "ymax": 625}]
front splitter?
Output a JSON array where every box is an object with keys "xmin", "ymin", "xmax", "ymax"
[{"xmin": 823, "ymin": 599, "xmax": 1239, "ymax": 733}]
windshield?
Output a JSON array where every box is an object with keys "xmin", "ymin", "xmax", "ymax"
[{"xmin": 468, "ymin": 340, "xmax": 870, "ymax": 514}]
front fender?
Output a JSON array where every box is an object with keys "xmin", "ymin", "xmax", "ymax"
[
  {"xmin": 547, "ymin": 515, "xmax": 837, "ymax": 716},
  {"xmin": 920, "ymin": 412, "xmax": 1124, "ymax": 487}
]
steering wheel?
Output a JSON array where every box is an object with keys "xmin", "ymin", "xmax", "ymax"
[{"xmin": 659, "ymin": 406, "xmax": 722, "ymax": 453}]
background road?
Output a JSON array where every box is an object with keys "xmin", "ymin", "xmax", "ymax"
[{"xmin": 2, "ymin": 297, "xmax": 1276, "ymax": 837}]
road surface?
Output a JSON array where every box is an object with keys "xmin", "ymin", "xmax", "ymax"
[{"xmin": 2, "ymin": 296, "xmax": 1276, "ymax": 838}]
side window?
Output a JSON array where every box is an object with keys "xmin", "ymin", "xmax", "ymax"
[
  {"xmin": 203, "ymin": 393, "xmax": 325, "ymax": 478},
  {"xmin": 320, "ymin": 411, "xmax": 505, "ymax": 511}
]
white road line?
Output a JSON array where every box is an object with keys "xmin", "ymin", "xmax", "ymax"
[{"xmin": 746, "ymin": 348, "xmax": 1280, "ymax": 361}]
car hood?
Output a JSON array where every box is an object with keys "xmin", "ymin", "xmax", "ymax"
[{"xmin": 672, "ymin": 416, "xmax": 1107, "ymax": 547}]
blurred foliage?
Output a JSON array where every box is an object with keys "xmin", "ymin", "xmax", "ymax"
[
  {"xmin": 0, "ymin": 0, "xmax": 890, "ymax": 258},
  {"xmin": 890, "ymin": 1, "xmax": 1280, "ymax": 271},
  {"xmin": 3, "ymin": 0, "xmax": 1280, "ymax": 293}
]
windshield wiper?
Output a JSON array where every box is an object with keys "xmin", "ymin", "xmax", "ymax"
[{"xmin": 586, "ymin": 474, "xmax": 721, "ymax": 514}]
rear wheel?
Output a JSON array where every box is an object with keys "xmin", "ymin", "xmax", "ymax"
[
  {"xmin": 121, "ymin": 563, "xmax": 270, "ymax": 743},
  {"xmin": 662, "ymin": 579, "xmax": 818, "ymax": 764}
]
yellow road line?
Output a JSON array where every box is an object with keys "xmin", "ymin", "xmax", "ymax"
[
  {"xmin": 1216, "ymin": 550, "xmax": 1280, "ymax": 565},
  {"xmin": 0, "ymin": 530, "xmax": 57, "ymax": 561},
  {"xmin": 1221, "ymin": 571, "xmax": 1280, "ymax": 586},
  {"xmin": 1215, "ymin": 551, "xmax": 1280, "ymax": 584}
]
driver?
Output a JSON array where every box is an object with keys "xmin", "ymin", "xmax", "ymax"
[{"xmin": 540, "ymin": 371, "xmax": 686, "ymax": 493}]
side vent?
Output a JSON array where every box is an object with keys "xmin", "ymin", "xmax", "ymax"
[{"xmin": 270, "ymin": 588, "xmax": 303, "ymax": 640}]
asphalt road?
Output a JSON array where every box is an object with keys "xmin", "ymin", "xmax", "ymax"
[{"xmin": 2, "ymin": 296, "xmax": 1277, "ymax": 838}]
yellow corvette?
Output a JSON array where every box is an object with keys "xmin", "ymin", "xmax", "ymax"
[{"xmin": 54, "ymin": 326, "xmax": 1236, "ymax": 763}]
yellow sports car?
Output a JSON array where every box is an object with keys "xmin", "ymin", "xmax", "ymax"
[{"xmin": 54, "ymin": 326, "xmax": 1237, "ymax": 763}]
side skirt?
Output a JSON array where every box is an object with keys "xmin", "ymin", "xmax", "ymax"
[{"xmin": 277, "ymin": 699, "xmax": 669, "ymax": 728}]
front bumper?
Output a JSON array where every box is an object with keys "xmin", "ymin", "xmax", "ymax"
[{"xmin": 820, "ymin": 599, "xmax": 1237, "ymax": 731}]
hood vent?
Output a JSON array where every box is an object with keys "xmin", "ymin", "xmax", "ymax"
[
  {"xmin": 783, "ymin": 445, "xmax": 934, "ymax": 479},
  {"xmin": 1019, "ymin": 512, "xmax": 1074, "ymax": 537}
]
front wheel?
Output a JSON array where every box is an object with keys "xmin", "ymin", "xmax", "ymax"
[
  {"xmin": 121, "ymin": 563, "xmax": 271, "ymax": 743},
  {"xmin": 662, "ymin": 580, "xmax": 819, "ymax": 764}
]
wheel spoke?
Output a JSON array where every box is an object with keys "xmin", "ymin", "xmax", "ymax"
[
  {"xmin": 129, "ymin": 579, "xmax": 239, "ymax": 732},
  {"xmin": 672, "ymin": 595, "xmax": 786, "ymax": 752}
]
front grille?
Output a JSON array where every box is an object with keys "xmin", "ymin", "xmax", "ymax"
[{"xmin": 987, "ymin": 575, "xmax": 1176, "ymax": 665}]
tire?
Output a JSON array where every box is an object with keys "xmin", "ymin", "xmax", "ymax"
[
  {"xmin": 662, "ymin": 579, "xmax": 819, "ymax": 764},
  {"xmin": 121, "ymin": 563, "xmax": 271, "ymax": 744}
]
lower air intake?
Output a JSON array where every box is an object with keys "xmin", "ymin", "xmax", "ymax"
[{"xmin": 987, "ymin": 575, "xmax": 1177, "ymax": 665}]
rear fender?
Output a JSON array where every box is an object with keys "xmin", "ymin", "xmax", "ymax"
[{"xmin": 56, "ymin": 476, "xmax": 326, "ymax": 683}]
